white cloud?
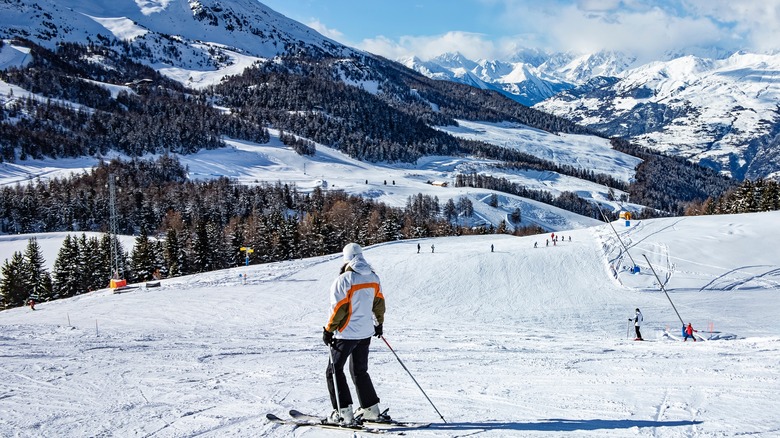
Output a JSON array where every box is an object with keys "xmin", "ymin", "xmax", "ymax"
[
  {"xmin": 545, "ymin": 3, "xmax": 724, "ymax": 61},
  {"xmin": 489, "ymin": 0, "xmax": 780, "ymax": 58},
  {"xmin": 359, "ymin": 31, "xmax": 501, "ymax": 61},
  {"xmin": 305, "ymin": 0, "xmax": 780, "ymax": 62},
  {"xmin": 304, "ymin": 19, "xmax": 346, "ymax": 42},
  {"xmin": 681, "ymin": 0, "xmax": 780, "ymax": 53}
]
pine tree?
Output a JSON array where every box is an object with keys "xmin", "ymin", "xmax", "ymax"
[
  {"xmin": 164, "ymin": 228, "xmax": 182, "ymax": 277},
  {"xmin": 191, "ymin": 221, "xmax": 211, "ymax": 273},
  {"xmin": 152, "ymin": 240, "xmax": 166, "ymax": 279},
  {"xmin": 443, "ymin": 199, "xmax": 457, "ymax": 221},
  {"xmin": 81, "ymin": 235, "xmax": 106, "ymax": 291},
  {"xmin": 1, "ymin": 252, "xmax": 27, "ymax": 308},
  {"xmin": 227, "ymin": 221, "xmax": 245, "ymax": 267},
  {"xmin": 53, "ymin": 234, "xmax": 81, "ymax": 298},
  {"xmin": 206, "ymin": 221, "xmax": 229, "ymax": 270},
  {"xmin": 22, "ymin": 237, "xmax": 53, "ymax": 301},
  {"xmin": 130, "ymin": 228, "xmax": 155, "ymax": 282}
]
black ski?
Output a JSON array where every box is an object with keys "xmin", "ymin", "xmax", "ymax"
[
  {"xmin": 266, "ymin": 413, "xmax": 382, "ymax": 433},
  {"xmin": 289, "ymin": 409, "xmax": 431, "ymax": 429}
]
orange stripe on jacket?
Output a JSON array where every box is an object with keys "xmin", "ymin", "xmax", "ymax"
[{"xmin": 327, "ymin": 282, "xmax": 380, "ymax": 332}]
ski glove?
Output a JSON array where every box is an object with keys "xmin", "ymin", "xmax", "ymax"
[
  {"xmin": 374, "ymin": 324, "xmax": 383, "ymax": 338},
  {"xmin": 322, "ymin": 328, "xmax": 334, "ymax": 345}
]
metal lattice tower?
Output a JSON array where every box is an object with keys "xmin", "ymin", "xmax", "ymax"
[{"xmin": 108, "ymin": 173, "xmax": 121, "ymax": 279}]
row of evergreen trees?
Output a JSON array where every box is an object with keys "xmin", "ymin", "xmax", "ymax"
[
  {"xmin": 610, "ymin": 138, "xmax": 737, "ymax": 215},
  {"xmin": 0, "ymin": 154, "xmax": 523, "ymax": 309},
  {"xmin": 685, "ymin": 178, "xmax": 780, "ymax": 215},
  {"xmin": 0, "ymin": 237, "xmax": 52, "ymax": 308},
  {"xmin": 454, "ymin": 173, "xmax": 601, "ymax": 219}
]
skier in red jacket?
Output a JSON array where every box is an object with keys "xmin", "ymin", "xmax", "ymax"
[{"xmin": 684, "ymin": 323, "xmax": 698, "ymax": 342}]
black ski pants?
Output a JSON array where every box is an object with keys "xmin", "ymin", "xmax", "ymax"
[
  {"xmin": 635, "ymin": 326, "xmax": 643, "ymax": 340},
  {"xmin": 326, "ymin": 337, "xmax": 380, "ymax": 410}
]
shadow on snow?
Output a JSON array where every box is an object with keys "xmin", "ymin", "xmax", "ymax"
[{"xmin": 426, "ymin": 418, "xmax": 703, "ymax": 432}]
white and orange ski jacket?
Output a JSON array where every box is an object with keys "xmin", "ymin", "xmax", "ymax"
[{"xmin": 326, "ymin": 255, "xmax": 385, "ymax": 340}]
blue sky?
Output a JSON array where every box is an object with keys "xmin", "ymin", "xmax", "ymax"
[{"xmin": 260, "ymin": 0, "xmax": 780, "ymax": 62}]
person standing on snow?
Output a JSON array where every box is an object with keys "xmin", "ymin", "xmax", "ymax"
[
  {"xmin": 322, "ymin": 243, "xmax": 386, "ymax": 425},
  {"xmin": 630, "ymin": 308, "xmax": 644, "ymax": 340},
  {"xmin": 683, "ymin": 323, "xmax": 698, "ymax": 342}
]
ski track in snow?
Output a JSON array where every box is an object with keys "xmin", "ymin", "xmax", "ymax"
[{"xmin": 2, "ymin": 212, "xmax": 780, "ymax": 437}]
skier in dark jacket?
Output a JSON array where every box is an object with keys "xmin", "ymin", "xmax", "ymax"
[{"xmin": 630, "ymin": 308, "xmax": 643, "ymax": 340}]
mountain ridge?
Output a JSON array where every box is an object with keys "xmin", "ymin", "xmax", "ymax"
[{"xmin": 403, "ymin": 48, "xmax": 780, "ymax": 181}]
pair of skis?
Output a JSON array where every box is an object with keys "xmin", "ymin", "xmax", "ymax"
[{"xmin": 266, "ymin": 409, "xmax": 431, "ymax": 434}]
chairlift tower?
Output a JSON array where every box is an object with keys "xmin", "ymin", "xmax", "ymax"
[{"xmin": 108, "ymin": 173, "xmax": 121, "ymax": 279}]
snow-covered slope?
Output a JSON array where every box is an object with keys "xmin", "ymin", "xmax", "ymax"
[{"xmin": 1, "ymin": 211, "xmax": 779, "ymax": 436}]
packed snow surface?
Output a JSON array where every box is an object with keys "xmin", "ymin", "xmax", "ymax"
[{"xmin": 2, "ymin": 211, "xmax": 780, "ymax": 437}]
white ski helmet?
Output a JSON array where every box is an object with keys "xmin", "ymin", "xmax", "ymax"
[{"xmin": 343, "ymin": 243, "xmax": 363, "ymax": 262}]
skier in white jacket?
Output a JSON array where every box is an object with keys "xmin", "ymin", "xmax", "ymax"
[
  {"xmin": 631, "ymin": 308, "xmax": 644, "ymax": 340},
  {"xmin": 322, "ymin": 243, "xmax": 386, "ymax": 425}
]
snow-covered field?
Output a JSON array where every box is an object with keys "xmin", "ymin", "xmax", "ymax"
[{"xmin": 2, "ymin": 211, "xmax": 779, "ymax": 437}]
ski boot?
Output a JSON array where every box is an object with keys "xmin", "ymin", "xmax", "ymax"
[{"xmin": 327, "ymin": 405, "xmax": 354, "ymax": 426}]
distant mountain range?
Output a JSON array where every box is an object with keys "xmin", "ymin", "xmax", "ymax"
[
  {"xmin": 0, "ymin": 0, "xmax": 744, "ymax": 220},
  {"xmin": 403, "ymin": 49, "xmax": 780, "ymax": 180}
]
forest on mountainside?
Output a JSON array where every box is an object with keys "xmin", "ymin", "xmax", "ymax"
[
  {"xmin": 0, "ymin": 40, "xmax": 620, "ymax": 185},
  {"xmin": 0, "ymin": 156, "xmax": 546, "ymax": 309}
]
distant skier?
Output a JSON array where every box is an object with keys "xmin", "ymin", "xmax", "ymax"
[
  {"xmin": 417, "ymin": 243, "xmax": 420, "ymax": 254},
  {"xmin": 28, "ymin": 298, "xmax": 35, "ymax": 311},
  {"xmin": 490, "ymin": 244, "xmax": 494, "ymax": 252},
  {"xmin": 534, "ymin": 242, "xmax": 538, "ymax": 248},
  {"xmin": 431, "ymin": 244, "xmax": 435, "ymax": 253},
  {"xmin": 683, "ymin": 323, "xmax": 698, "ymax": 342},
  {"xmin": 322, "ymin": 243, "xmax": 386, "ymax": 425},
  {"xmin": 630, "ymin": 308, "xmax": 643, "ymax": 340}
]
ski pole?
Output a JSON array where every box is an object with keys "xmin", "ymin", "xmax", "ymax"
[
  {"xmin": 380, "ymin": 335, "xmax": 446, "ymax": 423},
  {"xmin": 327, "ymin": 345, "xmax": 342, "ymax": 415}
]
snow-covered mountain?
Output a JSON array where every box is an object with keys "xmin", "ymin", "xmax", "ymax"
[
  {"xmin": 536, "ymin": 52, "xmax": 780, "ymax": 180},
  {"xmin": 2, "ymin": 211, "xmax": 780, "ymax": 436},
  {"xmin": 0, "ymin": 0, "xmax": 740, "ymax": 221},
  {"xmin": 401, "ymin": 50, "xmax": 638, "ymax": 107},
  {"xmin": 0, "ymin": 0, "xmax": 358, "ymax": 86},
  {"xmin": 401, "ymin": 51, "xmax": 575, "ymax": 107},
  {"xmin": 1, "ymin": 0, "xmax": 656, "ymax": 229},
  {"xmin": 404, "ymin": 47, "xmax": 780, "ymax": 181}
]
